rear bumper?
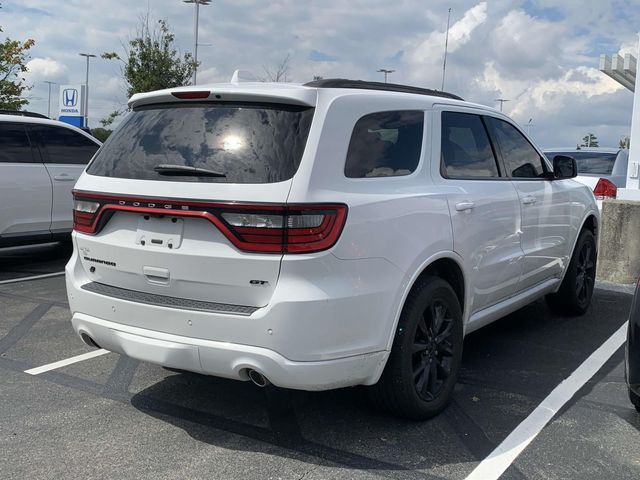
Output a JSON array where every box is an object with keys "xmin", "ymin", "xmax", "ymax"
[
  {"xmin": 66, "ymin": 237, "xmax": 404, "ymax": 389},
  {"xmin": 72, "ymin": 313, "xmax": 388, "ymax": 390}
]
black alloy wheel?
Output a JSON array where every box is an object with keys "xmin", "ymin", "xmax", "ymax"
[
  {"xmin": 546, "ymin": 229, "xmax": 597, "ymax": 316},
  {"xmin": 412, "ymin": 300, "xmax": 454, "ymax": 401},
  {"xmin": 575, "ymin": 240, "xmax": 596, "ymax": 305},
  {"xmin": 369, "ymin": 276, "xmax": 463, "ymax": 419}
]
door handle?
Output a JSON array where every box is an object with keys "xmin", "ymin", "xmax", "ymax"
[
  {"xmin": 522, "ymin": 196, "xmax": 537, "ymax": 205},
  {"xmin": 53, "ymin": 174, "xmax": 76, "ymax": 182},
  {"xmin": 455, "ymin": 201, "xmax": 475, "ymax": 212}
]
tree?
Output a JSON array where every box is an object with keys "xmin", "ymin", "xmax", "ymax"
[
  {"xmin": 103, "ymin": 17, "xmax": 197, "ymax": 97},
  {"xmin": 261, "ymin": 53, "xmax": 291, "ymax": 82},
  {"xmin": 0, "ymin": 11, "xmax": 35, "ymax": 110},
  {"xmin": 99, "ymin": 110, "xmax": 120, "ymax": 128},
  {"xmin": 101, "ymin": 16, "xmax": 197, "ymax": 121},
  {"xmin": 619, "ymin": 136, "xmax": 630, "ymax": 149},
  {"xmin": 580, "ymin": 133, "xmax": 599, "ymax": 148},
  {"xmin": 91, "ymin": 127, "xmax": 112, "ymax": 143}
]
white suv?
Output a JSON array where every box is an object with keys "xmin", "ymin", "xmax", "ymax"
[
  {"xmin": 66, "ymin": 79, "xmax": 598, "ymax": 419},
  {"xmin": 0, "ymin": 112, "xmax": 100, "ymax": 247}
]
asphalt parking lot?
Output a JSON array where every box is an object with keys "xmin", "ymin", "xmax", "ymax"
[{"xmin": 1, "ymin": 243, "xmax": 639, "ymax": 480}]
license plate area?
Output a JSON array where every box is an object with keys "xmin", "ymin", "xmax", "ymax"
[{"xmin": 135, "ymin": 215, "xmax": 184, "ymax": 249}]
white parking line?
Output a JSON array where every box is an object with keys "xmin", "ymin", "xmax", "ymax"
[
  {"xmin": 24, "ymin": 349, "xmax": 110, "ymax": 375},
  {"xmin": 0, "ymin": 271, "xmax": 65, "ymax": 285},
  {"xmin": 465, "ymin": 321, "xmax": 628, "ymax": 480}
]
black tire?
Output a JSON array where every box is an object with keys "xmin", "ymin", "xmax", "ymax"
[
  {"xmin": 631, "ymin": 389, "xmax": 640, "ymax": 413},
  {"xmin": 368, "ymin": 276, "xmax": 463, "ymax": 420},
  {"xmin": 546, "ymin": 229, "xmax": 596, "ymax": 316}
]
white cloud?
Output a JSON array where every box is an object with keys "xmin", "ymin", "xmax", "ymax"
[
  {"xmin": 25, "ymin": 57, "xmax": 68, "ymax": 82},
  {"xmin": 490, "ymin": 10, "xmax": 572, "ymax": 77},
  {"xmin": 618, "ymin": 37, "xmax": 639, "ymax": 57},
  {"xmin": 0, "ymin": 0, "xmax": 636, "ymax": 145},
  {"xmin": 197, "ymin": 66, "xmax": 222, "ymax": 84}
]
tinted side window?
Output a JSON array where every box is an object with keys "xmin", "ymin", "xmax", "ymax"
[
  {"xmin": 441, "ymin": 112, "xmax": 499, "ymax": 178},
  {"xmin": 488, "ymin": 118, "xmax": 545, "ymax": 178},
  {"xmin": 31, "ymin": 125, "xmax": 99, "ymax": 164},
  {"xmin": 0, "ymin": 123, "xmax": 33, "ymax": 163},
  {"xmin": 345, "ymin": 110, "xmax": 423, "ymax": 178}
]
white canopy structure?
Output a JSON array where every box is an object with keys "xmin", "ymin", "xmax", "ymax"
[
  {"xmin": 600, "ymin": 53, "xmax": 636, "ymax": 92},
  {"xmin": 600, "ymin": 38, "xmax": 640, "ymax": 199}
]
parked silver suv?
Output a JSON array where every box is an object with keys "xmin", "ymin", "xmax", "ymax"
[{"xmin": 0, "ymin": 112, "xmax": 100, "ymax": 247}]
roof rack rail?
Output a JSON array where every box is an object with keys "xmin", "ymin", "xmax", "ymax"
[
  {"xmin": 0, "ymin": 110, "xmax": 49, "ymax": 119},
  {"xmin": 303, "ymin": 78, "xmax": 463, "ymax": 101}
]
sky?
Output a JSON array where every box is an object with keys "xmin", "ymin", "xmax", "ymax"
[{"xmin": 1, "ymin": 0, "xmax": 639, "ymax": 148}]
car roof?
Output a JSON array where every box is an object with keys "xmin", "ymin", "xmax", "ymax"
[
  {"xmin": 128, "ymin": 79, "xmax": 496, "ymax": 114},
  {"xmin": 543, "ymin": 147, "xmax": 620, "ymax": 154},
  {"xmin": 303, "ymin": 78, "xmax": 464, "ymax": 100},
  {"xmin": 0, "ymin": 114, "xmax": 101, "ymax": 145}
]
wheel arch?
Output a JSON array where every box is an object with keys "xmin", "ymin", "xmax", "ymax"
[
  {"xmin": 383, "ymin": 251, "xmax": 468, "ymax": 354},
  {"xmin": 581, "ymin": 213, "xmax": 598, "ymax": 244},
  {"xmin": 572, "ymin": 211, "xmax": 599, "ymax": 256},
  {"xmin": 557, "ymin": 211, "xmax": 599, "ymax": 288}
]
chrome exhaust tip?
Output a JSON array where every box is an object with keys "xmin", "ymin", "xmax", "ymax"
[
  {"xmin": 247, "ymin": 369, "xmax": 270, "ymax": 387},
  {"xmin": 80, "ymin": 333, "xmax": 101, "ymax": 349}
]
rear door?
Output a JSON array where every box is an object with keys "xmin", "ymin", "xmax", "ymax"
[
  {"xmin": 486, "ymin": 116, "xmax": 570, "ymax": 291},
  {"xmin": 29, "ymin": 124, "xmax": 100, "ymax": 233},
  {"xmin": 435, "ymin": 109, "xmax": 524, "ymax": 315},
  {"xmin": 73, "ymin": 101, "xmax": 314, "ymax": 309},
  {"xmin": 0, "ymin": 122, "xmax": 52, "ymax": 241}
]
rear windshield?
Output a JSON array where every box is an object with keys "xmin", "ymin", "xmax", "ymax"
[
  {"xmin": 86, "ymin": 102, "xmax": 314, "ymax": 183},
  {"xmin": 545, "ymin": 151, "xmax": 617, "ymax": 175}
]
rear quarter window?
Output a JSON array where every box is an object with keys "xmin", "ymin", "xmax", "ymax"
[
  {"xmin": 87, "ymin": 102, "xmax": 314, "ymax": 183},
  {"xmin": 344, "ymin": 110, "xmax": 424, "ymax": 178}
]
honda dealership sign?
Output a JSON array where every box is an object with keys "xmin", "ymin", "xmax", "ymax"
[{"xmin": 58, "ymin": 84, "xmax": 86, "ymax": 127}]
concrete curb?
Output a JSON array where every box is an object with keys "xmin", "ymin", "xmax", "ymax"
[{"xmin": 595, "ymin": 280, "xmax": 635, "ymax": 295}]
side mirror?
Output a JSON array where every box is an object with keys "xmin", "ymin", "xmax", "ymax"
[{"xmin": 552, "ymin": 155, "xmax": 577, "ymax": 179}]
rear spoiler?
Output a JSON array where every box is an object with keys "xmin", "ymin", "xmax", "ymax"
[{"xmin": 128, "ymin": 84, "xmax": 317, "ymax": 109}]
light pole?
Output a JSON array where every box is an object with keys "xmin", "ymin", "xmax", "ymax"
[
  {"xmin": 183, "ymin": 0, "xmax": 211, "ymax": 85},
  {"xmin": 79, "ymin": 53, "xmax": 96, "ymax": 128},
  {"xmin": 495, "ymin": 98, "xmax": 509, "ymax": 112},
  {"xmin": 442, "ymin": 7, "xmax": 452, "ymax": 91},
  {"xmin": 377, "ymin": 69, "xmax": 395, "ymax": 83},
  {"xmin": 43, "ymin": 81, "xmax": 55, "ymax": 118}
]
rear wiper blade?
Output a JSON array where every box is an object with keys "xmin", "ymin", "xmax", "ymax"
[{"xmin": 154, "ymin": 164, "xmax": 227, "ymax": 178}]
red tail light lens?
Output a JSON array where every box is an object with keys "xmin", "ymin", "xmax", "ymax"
[
  {"xmin": 73, "ymin": 199, "xmax": 100, "ymax": 231},
  {"xmin": 72, "ymin": 192, "xmax": 347, "ymax": 254},
  {"xmin": 171, "ymin": 91, "xmax": 211, "ymax": 99},
  {"xmin": 593, "ymin": 178, "xmax": 617, "ymax": 200}
]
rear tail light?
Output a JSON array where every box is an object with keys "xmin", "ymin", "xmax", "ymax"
[
  {"xmin": 72, "ymin": 192, "xmax": 347, "ymax": 254},
  {"xmin": 593, "ymin": 178, "xmax": 617, "ymax": 200},
  {"xmin": 73, "ymin": 200, "xmax": 100, "ymax": 229}
]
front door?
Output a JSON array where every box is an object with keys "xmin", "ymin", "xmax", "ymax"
[
  {"xmin": 436, "ymin": 110, "xmax": 524, "ymax": 315},
  {"xmin": 486, "ymin": 116, "xmax": 571, "ymax": 290}
]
